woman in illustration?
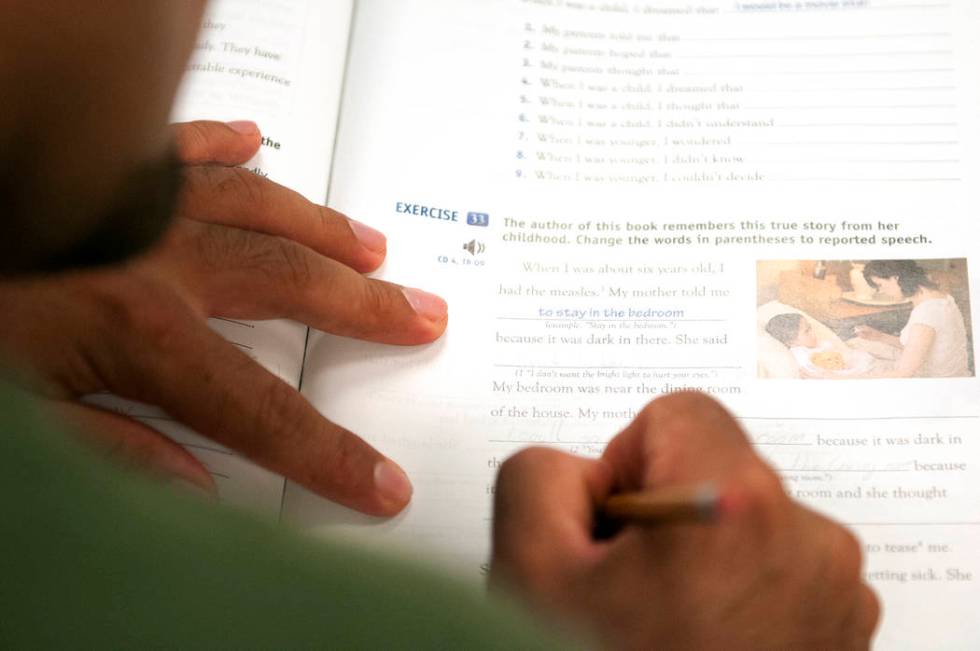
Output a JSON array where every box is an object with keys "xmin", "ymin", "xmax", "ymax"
[{"xmin": 855, "ymin": 260, "xmax": 970, "ymax": 378}]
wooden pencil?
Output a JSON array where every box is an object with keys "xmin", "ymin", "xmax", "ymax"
[{"xmin": 601, "ymin": 483, "xmax": 721, "ymax": 523}]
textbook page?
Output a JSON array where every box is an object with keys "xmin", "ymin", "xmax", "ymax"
[
  {"xmin": 287, "ymin": 0, "xmax": 980, "ymax": 647},
  {"xmin": 89, "ymin": 0, "xmax": 353, "ymax": 513}
]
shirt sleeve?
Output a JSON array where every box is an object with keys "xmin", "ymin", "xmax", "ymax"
[
  {"xmin": 907, "ymin": 299, "xmax": 946, "ymax": 332},
  {"xmin": 0, "ymin": 383, "xmax": 570, "ymax": 650}
]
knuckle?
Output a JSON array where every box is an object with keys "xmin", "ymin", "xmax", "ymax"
[
  {"xmin": 359, "ymin": 279, "xmax": 390, "ymax": 313},
  {"xmin": 633, "ymin": 399, "xmax": 659, "ymax": 430},
  {"xmin": 657, "ymin": 389, "xmax": 721, "ymax": 413},
  {"xmin": 497, "ymin": 447, "xmax": 559, "ymax": 486},
  {"xmin": 191, "ymin": 223, "xmax": 246, "ymax": 272},
  {"xmin": 91, "ymin": 280, "xmax": 185, "ymax": 352},
  {"xmin": 314, "ymin": 205, "xmax": 342, "ymax": 240},
  {"xmin": 861, "ymin": 585, "xmax": 882, "ymax": 635},
  {"xmin": 78, "ymin": 277, "xmax": 193, "ymax": 389},
  {"xmin": 638, "ymin": 391, "xmax": 729, "ymax": 435},
  {"xmin": 638, "ymin": 392, "xmax": 751, "ymax": 469},
  {"xmin": 252, "ymin": 380, "xmax": 304, "ymax": 444},
  {"xmin": 186, "ymin": 121, "xmax": 213, "ymax": 154},
  {"xmin": 271, "ymin": 238, "xmax": 314, "ymax": 289},
  {"xmin": 309, "ymin": 425, "xmax": 368, "ymax": 491},
  {"xmin": 349, "ymin": 280, "xmax": 394, "ymax": 335},
  {"xmin": 214, "ymin": 166, "xmax": 269, "ymax": 213},
  {"xmin": 126, "ymin": 302, "xmax": 188, "ymax": 360},
  {"xmin": 174, "ymin": 121, "xmax": 210, "ymax": 159},
  {"xmin": 175, "ymin": 165, "xmax": 210, "ymax": 210},
  {"xmin": 826, "ymin": 524, "xmax": 864, "ymax": 587},
  {"xmin": 739, "ymin": 463, "xmax": 790, "ymax": 523},
  {"xmin": 195, "ymin": 225, "xmax": 315, "ymax": 290}
]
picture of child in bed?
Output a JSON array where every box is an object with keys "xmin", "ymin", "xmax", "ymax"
[{"xmin": 765, "ymin": 313, "xmax": 847, "ymax": 377}]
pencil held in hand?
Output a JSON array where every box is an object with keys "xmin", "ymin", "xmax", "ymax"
[{"xmin": 601, "ymin": 483, "xmax": 721, "ymax": 524}]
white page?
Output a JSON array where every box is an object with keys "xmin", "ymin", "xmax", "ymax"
[
  {"xmin": 89, "ymin": 0, "xmax": 354, "ymax": 514},
  {"xmin": 288, "ymin": 1, "xmax": 980, "ymax": 646}
]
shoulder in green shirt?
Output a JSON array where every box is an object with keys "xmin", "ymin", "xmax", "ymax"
[{"xmin": 0, "ymin": 381, "xmax": 567, "ymax": 649}]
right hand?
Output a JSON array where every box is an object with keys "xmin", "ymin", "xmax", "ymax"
[{"xmin": 491, "ymin": 392, "xmax": 879, "ymax": 650}]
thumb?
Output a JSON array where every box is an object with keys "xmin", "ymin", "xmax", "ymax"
[{"xmin": 171, "ymin": 119, "xmax": 262, "ymax": 166}]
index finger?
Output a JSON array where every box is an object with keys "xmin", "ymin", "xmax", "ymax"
[{"xmin": 90, "ymin": 294, "xmax": 412, "ymax": 517}]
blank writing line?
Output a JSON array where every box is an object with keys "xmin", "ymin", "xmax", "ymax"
[
  {"xmin": 747, "ymin": 141, "xmax": 958, "ymax": 145},
  {"xmin": 738, "ymin": 415, "xmax": 977, "ymax": 421},
  {"xmin": 494, "ymin": 364, "xmax": 739, "ymax": 370},
  {"xmin": 685, "ymin": 33, "xmax": 951, "ymax": 42},
  {"xmin": 752, "ymin": 86, "xmax": 956, "ymax": 92},
  {"xmin": 685, "ymin": 68, "xmax": 954, "ymax": 75},
  {"xmin": 847, "ymin": 522, "xmax": 980, "ymax": 526},
  {"xmin": 732, "ymin": 3, "xmax": 953, "ymax": 10},
  {"xmin": 680, "ymin": 50, "xmax": 952, "ymax": 59},
  {"xmin": 745, "ymin": 104, "xmax": 955, "ymax": 109},
  {"xmin": 488, "ymin": 440, "xmax": 814, "ymax": 448},
  {"xmin": 775, "ymin": 468, "xmax": 910, "ymax": 473},
  {"xmin": 865, "ymin": 3, "xmax": 952, "ymax": 9},
  {"xmin": 778, "ymin": 177, "xmax": 961, "ymax": 182},
  {"xmin": 754, "ymin": 159, "xmax": 960, "ymax": 163},
  {"xmin": 774, "ymin": 123, "xmax": 957, "ymax": 127}
]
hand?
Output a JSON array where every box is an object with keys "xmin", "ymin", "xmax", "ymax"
[
  {"xmin": 491, "ymin": 392, "xmax": 879, "ymax": 650},
  {"xmin": 0, "ymin": 120, "xmax": 447, "ymax": 515}
]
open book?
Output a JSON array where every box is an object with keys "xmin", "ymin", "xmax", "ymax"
[{"xmin": 116, "ymin": 0, "xmax": 980, "ymax": 646}]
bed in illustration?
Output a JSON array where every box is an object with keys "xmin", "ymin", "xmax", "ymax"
[{"xmin": 757, "ymin": 301, "xmax": 894, "ymax": 379}]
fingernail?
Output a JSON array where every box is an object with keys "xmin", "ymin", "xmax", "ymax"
[
  {"xmin": 402, "ymin": 287, "xmax": 448, "ymax": 322},
  {"xmin": 348, "ymin": 218, "xmax": 387, "ymax": 254},
  {"xmin": 374, "ymin": 460, "xmax": 413, "ymax": 508},
  {"xmin": 226, "ymin": 120, "xmax": 259, "ymax": 135}
]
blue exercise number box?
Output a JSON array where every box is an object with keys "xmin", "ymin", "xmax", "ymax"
[{"xmin": 466, "ymin": 212, "xmax": 490, "ymax": 227}]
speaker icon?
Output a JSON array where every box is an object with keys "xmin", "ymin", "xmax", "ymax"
[{"xmin": 462, "ymin": 240, "xmax": 486, "ymax": 256}]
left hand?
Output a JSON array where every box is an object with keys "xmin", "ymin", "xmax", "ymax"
[{"xmin": 0, "ymin": 120, "xmax": 447, "ymax": 515}]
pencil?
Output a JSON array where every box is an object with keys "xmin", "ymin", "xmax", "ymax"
[{"xmin": 601, "ymin": 483, "xmax": 721, "ymax": 523}]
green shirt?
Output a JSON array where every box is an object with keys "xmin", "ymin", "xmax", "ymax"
[{"xmin": 0, "ymin": 382, "xmax": 565, "ymax": 649}]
